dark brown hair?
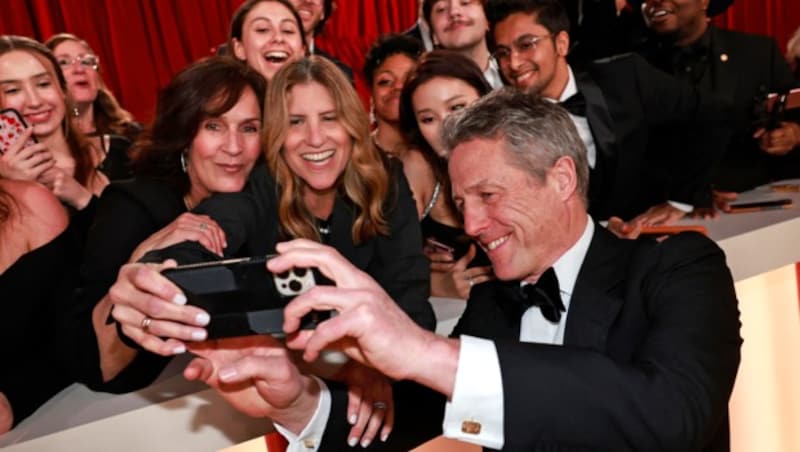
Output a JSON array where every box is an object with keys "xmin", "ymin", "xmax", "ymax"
[
  {"xmin": 399, "ymin": 50, "xmax": 492, "ymax": 218},
  {"xmin": 0, "ymin": 35, "xmax": 95, "ymax": 186},
  {"xmin": 131, "ymin": 57, "xmax": 266, "ymax": 196},
  {"xmin": 362, "ymin": 33, "xmax": 422, "ymax": 86}
]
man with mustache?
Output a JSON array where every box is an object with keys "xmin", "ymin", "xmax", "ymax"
[
  {"xmin": 638, "ymin": 0, "xmax": 800, "ymax": 197},
  {"xmin": 422, "ymin": 0, "xmax": 504, "ymax": 89},
  {"xmin": 287, "ymin": 0, "xmax": 353, "ymax": 82},
  {"xmin": 486, "ymin": 0, "xmax": 732, "ymax": 230}
]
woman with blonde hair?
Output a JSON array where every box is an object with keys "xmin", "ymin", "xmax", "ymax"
[{"xmin": 108, "ymin": 56, "xmax": 434, "ymax": 446}]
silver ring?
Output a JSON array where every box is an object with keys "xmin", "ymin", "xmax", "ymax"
[
  {"xmin": 373, "ymin": 401, "xmax": 387, "ymax": 410},
  {"xmin": 468, "ymin": 277, "xmax": 474, "ymax": 287},
  {"xmin": 199, "ymin": 223, "xmax": 208, "ymax": 230},
  {"xmin": 141, "ymin": 317, "xmax": 152, "ymax": 332}
]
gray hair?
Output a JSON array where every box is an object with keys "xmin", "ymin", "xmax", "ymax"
[{"xmin": 441, "ymin": 88, "xmax": 589, "ymax": 204}]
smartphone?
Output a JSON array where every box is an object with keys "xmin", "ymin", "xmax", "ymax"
[
  {"xmin": 728, "ymin": 198, "xmax": 793, "ymax": 213},
  {"xmin": 162, "ymin": 255, "xmax": 332, "ymax": 338},
  {"xmin": 0, "ymin": 108, "xmax": 36, "ymax": 154},
  {"xmin": 639, "ymin": 224, "xmax": 708, "ymax": 238}
]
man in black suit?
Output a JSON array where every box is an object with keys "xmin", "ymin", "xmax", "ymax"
[
  {"xmin": 403, "ymin": 0, "xmax": 435, "ymax": 51},
  {"xmin": 287, "ymin": 0, "xmax": 354, "ymax": 82},
  {"xmin": 639, "ymin": 0, "xmax": 800, "ymax": 194},
  {"xmin": 486, "ymin": 0, "xmax": 730, "ymax": 226},
  {"xmin": 184, "ymin": 90, "xmax": 741, "ymax": 451}
]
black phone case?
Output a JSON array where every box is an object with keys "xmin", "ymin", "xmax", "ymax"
[{"xmin": 162, "ymin": 256, "xmax": 331, "ymax": 338}]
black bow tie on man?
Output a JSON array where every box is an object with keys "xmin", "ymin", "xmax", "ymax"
[
  {"xmin": 519, "ymin": 267, "xmax": 565, "ymax": 323},
  {"xmin": 560, "ymin": 91, "xmax": 587, "ymax": 117}
]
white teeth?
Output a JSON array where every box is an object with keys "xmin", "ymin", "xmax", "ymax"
[
  {"xmin": 265, "ymin": 51, "xmax": 289, "ymax": 62},
  {"xmin": 302, "ymin": 150, "xmax": 334, "ymax": 162},
  {"xmin": 486, "ymin": 235, "xmax": 509, "ymax": 251},
  {"xmin": 652, "ymin": 10, "xmax": 668, "ymax": 17}
]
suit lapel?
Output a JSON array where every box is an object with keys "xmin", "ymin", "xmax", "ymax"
[
  {"xmin": 575, "ymin": 70, "xmax": 618, "ymax": 163},
  {"xmin": 563, "ymin": 227, "xmax": 626, "ymax": 352}
]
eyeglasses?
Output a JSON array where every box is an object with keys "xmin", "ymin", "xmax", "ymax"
[
  {"xmin": 491, "ymin": 34, "xmax": 551, "ymax": 62},
  {"xmin": 56, "ymin": 54, "xmax": 99, "ymax": 70}
]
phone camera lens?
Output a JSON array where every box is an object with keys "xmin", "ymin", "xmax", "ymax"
[
  {"xmin": 278, "ymin": 271, "xmax": 289, "ymax": 279},
  {"xmin": 289, "ymin": 279, "xmax": 303, "ymax": 292},
  {"xmin": 294, "ymin": 268, "xmax": 307, "ymax": 277}
]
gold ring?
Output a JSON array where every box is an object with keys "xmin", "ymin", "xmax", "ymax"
[
  {"xmin": 141, "ymin": 316, "xmax": 152, "ymax": 332},
  {"xmin": 373, "ymin": 401, "xmax": 387, "ymax": 410}
]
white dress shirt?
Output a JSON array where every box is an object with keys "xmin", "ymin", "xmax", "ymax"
[
  {"xmin": 278, "ymin": 219, "xmax": 596, "ymax": 450},
  {"xmin": 441, "ymin": 217, "xmax": 594, "ymax": 448},
  {"xmin": 484, "ymin": 57, "xmax": 505, "ymax": 90}
]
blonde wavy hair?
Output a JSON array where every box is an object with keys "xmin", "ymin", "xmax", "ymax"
[{"xmin": 265, "ymin": 56, "xmax": 389, "ymax": 244}]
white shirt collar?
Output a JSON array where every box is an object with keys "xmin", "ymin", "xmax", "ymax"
[
  {"xmin": 557, "ymin": 65, "xmax": 578, "ymax": 102},
  {"xmin": 551, "ymin": 215, "xmax": 594, "ymax": 299}
]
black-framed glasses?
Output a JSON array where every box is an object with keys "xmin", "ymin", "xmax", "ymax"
[
  {"xmin": 56, "ymin": 54, "xmax": 99, "ymax": 70},
  {"xmin": 491, "ymin": 34, "xmax": 551, "ymax": 62}
]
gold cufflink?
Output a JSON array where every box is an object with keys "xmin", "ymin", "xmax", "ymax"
[{"xmin": 461, "ymin": 420, "xmax": 482, "ymax": 434}]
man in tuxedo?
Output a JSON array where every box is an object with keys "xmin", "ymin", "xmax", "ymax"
[
  {"xmin": 185, "ymin": 90, "xmax": 741, "ymax": 451},
  {"xmin": 486, "ymin": 0, "xmax": 731, "ymax": 225},
  {"xmin": 287, "ymin": 0, "xmax": 354, "ymax": 82},
  {"xmin": 421, "ymin": 0, "xmax": 505, "ymax": 89},
  {"xmin": 403, "ymin": 0, "xmax": 435, "ymax": 51},
  {"xmin": 638, "ymin": 0, "xmax": 800, "ymax": 193}
]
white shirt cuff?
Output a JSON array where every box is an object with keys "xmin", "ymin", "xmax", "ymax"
[
  {"xmin": 667, "ymin": 200, "xmax": 694, "ymax": 213},
  {"xmin": 442, "ymin": 335, "xmax": 504, "ymax": 449},
  {"xmin": 274, "ymin": 376, "xmax": 331, "ymax": 452}
]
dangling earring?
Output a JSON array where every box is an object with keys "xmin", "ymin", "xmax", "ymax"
[
  {"xmin": 369, "ymin": 98, "xmax": 376, "ymax": 125},
  {"xmin": 72, "ymin": 106, "xmax": 80, "ymax": 117},
  {"xmin": 181, "ymin": 151, "xmax": 188, "ymax": 173}
]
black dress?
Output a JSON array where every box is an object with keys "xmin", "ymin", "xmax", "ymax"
[{"xmin": 0, "ymin": 230, "xmax": 78, "ymax": 426}]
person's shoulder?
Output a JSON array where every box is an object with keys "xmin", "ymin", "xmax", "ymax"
[
  {"xmin": 645, "ymin": 231, "xmax": 725, "ymax": 268},
  {"xmin": 2, "ymin": 180, "xmax": 68, "ymax": 245},
  {"xmin": 713, "ymin": 26, "xmax": 774, "ymax": 48}
]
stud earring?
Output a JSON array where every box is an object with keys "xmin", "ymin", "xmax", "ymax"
[{"xmin": 72, "ymin": 107, "xmax": 80, "ymax": 117}]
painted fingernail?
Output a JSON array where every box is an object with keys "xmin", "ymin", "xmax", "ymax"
[
  {"xmin": 361, "ymin": 439, "xmax": 371, "ymax": 448},
  {"xmin": 219, "ymin": 367, "xmax": 237, "ymax": 382},
  {"xmin": 381, "ymin": 433, "xmax": 389, "ymax": 442},
  {"xmin": 191, "ymin": 330, "xmax": 207, "ymax": 341},
  {"xmin": 347, "ymin": 437, "xmax": 357, "ymax": 447},
  {"xmin": 195, "ymin": 312, "xmax": 210, "ymax": 326},
  {"xmin": 348, "ymin": 414, "xmax": 357, "ymax": 425},
  {"xmin": 173, "ymin": 293, "xmax": 187, "ymax": 305},
  {"xmin": 173, "ymin": 345, "xmax": 186, "ymax": 354}
]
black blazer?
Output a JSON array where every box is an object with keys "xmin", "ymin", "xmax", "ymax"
[
  {"xmin": 576, "ymin": 53, "xmax": 731, "ymax": 219},
  {"xmin": 640, "ymin": 26, "xmax": 799, "ymax": 191},
  {"xmin": 321, "ymin": 227, "xmax": 741, "ymax": 451}
]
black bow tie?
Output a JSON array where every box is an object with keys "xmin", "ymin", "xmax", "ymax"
[
  {"xmin": 560, "ymin": 92, "xmax": 586, "ymax": 117},
  {"xmin": 519, "ymin": 268, "xmax": 565, "ymax": 323}
]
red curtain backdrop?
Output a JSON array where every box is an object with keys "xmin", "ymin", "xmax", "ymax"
[{"xmin": 0, "ymin": 0, "xmax": 796, "ymax": 123}]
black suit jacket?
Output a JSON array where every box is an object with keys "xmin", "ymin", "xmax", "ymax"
[
  {"xmin": 321, "ymin": 227, "xmax": 741, "ymax": 451},
  {"xmin": 640, "ymin": 26, "xmax": 799, "ymax": 191},
  {"xmin": 576, "ymin": 53, "xmax": 730, "ymax": 219}
]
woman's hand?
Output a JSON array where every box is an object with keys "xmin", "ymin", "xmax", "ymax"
[
  {"xmin": 109, "ymin": 260, "xmax": 211, "ymax": 356},
  {"xmin": 332, "ymin": 361, "xmax": 394, "ymax": 447},
  {"xmin": 449, "ymin": 245, "xmax": 494, "ymax": 299},
  {"xmin": 185, "ymin": 336, "xmax": 321, "ymax": 435},
  {"xmin": 129, "ymin": 213, "xmax": 227, "ymax": 262},
  {"xmin": 38, "ymin": 167, "xmax": 93, "ymax": 210},
  {"xmin": 0, "ymin": 128, "xmax": 54, "ymax": 181},
  {"xmin": 0, "ymin": 392, "xmax": 12, "ymax": 434}
]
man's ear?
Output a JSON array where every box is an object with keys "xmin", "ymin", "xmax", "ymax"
[
  {"xmin": 549, "ymin": 156, "xmax": 578, "ymax": 201},
  {"xmin": 232, "ymin": 38, "xmax": 246, "ymax": 61},
  {"xmin": 555, "ymin": 30, "xmax": 570, "ymax": 57}
]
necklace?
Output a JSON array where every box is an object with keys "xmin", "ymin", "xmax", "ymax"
[{"xmin": 183, "ymin": 194, "xmax": 194, "ymax": 210}]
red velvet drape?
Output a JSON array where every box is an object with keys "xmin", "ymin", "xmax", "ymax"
[{"xmin": 0, "ymin": 0, "xmax": 796, "ymax": 123}]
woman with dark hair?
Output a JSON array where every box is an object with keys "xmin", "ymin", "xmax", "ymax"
[
  {"xmin": 61, "ymin": 56, "xmax": 266, "ymax": 393},
  {"xmin": 398, "ymin": 50, "xmax": 494, "ymax": 299},
  {"xmin": 108, "ymin": 56, "xmax": 434, "ymax": 446},
  {"xmin": 229, "ymin": 0, "xmax": 308, "ymax": 82},
  {"xmin": 363, "ymin": 33, "xmax": 422, "ymax": 155},
  {"xmin": 0, "ymin": 179, "xmax": 77, "ymax": 432},
  {"xmin": 0, "ymin": 35, "xmax": 105, "ymax": 211}
]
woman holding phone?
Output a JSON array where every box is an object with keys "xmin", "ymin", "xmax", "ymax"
[
  {"xmin": 398, "ymin": 50, "xmax": 494, "ymax": 299},
  {"xmin": 108, "ymin": 57, "xmax": 434, "ymax": 446},
  {"xmin": 0, "ymin": 35, "xmax": 104, "ymax": 211}
]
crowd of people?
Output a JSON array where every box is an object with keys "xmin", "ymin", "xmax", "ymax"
[{"xmin": 1, "ymin": 0, "xmax": 798, "ymax": 450}]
